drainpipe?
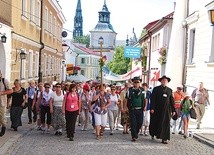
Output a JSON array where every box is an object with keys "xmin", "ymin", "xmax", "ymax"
[
  {"xmin": 182, "ymin": 0, "xmax": 189, "ymax": 92},
  {"xmin": 38, "ymin": 0, "xmax": 44, "ymax": 83},
  {"xmin": 147, "ymin": 31, "xmax": 152, "ymax": 85}
]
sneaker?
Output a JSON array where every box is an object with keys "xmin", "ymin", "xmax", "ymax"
[
  {"xmin": 110, "ymin": 133, "xmax": 113, "ymax": 135},
  {"xmin": 41, "ymin": 127, "xmax": 46, "ymax": 131},
  {"xmin": 58, "ymin": 132, "xmax": 62, "ymax": 136},
  {"xmin": 69, "ymin": 137, "xmax": 74, "ymax": 141},
  {"xmin": 196, "ymin": 124, "xmax": 200, "ymax": 129},
  {"xmin": 93, "ymin": 129, "xmax": 96, "ymax": 134},
  {"xmin": 55, "ymin": 131, "xmax": 59, "ymax": 135},
  {"xmin": 178, "ymin": 131, "xmax": 183, "ymax": 135},
  {"xmin": 46, "ymin": 129, "xmax": 50, "ymax": 133},
  {"xmin": 172, "ymin": 132, "xmax": 175, "ymax": 134},
  {"xmin": 37, "ymin": 126, "xmax": 42, "ymax": 131},
  {"xmin": 144, "ymin": 132, "xmax": 148, "ymax": 136}
]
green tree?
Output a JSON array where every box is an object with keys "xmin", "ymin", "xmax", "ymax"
[
  {"xmin": 106, "ymin": 46, "xmax": 131, "ymax": 74},
  {"xmin": 73, "ymin": 34, "xmax": 90, "ymax": 47},
  {"xmin": 140, "ymin": 29, "xmax": 147, "ymax": 38}
]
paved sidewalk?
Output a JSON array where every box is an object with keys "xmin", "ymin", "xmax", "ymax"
[
  {"xmin": 0, "ymin": 109, "xmax": 36, "ymax": 155},
  {"xmin": 188, "ymin": 105, "xmax": 214, "ymax": 148}
]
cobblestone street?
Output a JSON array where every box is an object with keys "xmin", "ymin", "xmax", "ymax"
[{"xmin": 7, "ymin": 126, "xmax": 214, "ymax": 155}]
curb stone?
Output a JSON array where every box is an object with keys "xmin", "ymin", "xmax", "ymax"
[{"xmin": 189, "ymin": 132, "xmax": 214, "ymax": 148}]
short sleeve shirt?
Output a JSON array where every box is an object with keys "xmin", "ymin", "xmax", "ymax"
[{"xmin": 51, "ymin": 91, "xmax": 64, "ymax": 107}]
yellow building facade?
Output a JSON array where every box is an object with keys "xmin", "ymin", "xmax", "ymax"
[{"xmin": 0, "ymin": 0, "xmax": 65, "ymax": 86}]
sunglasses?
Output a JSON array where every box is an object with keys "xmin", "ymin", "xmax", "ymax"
[{"xmin": 56, "ymin": 86, "xmax": 61, "ymax": 88}]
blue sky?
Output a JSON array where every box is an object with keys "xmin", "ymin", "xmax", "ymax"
[{"xmin": 59, "ymin": 0, "xmax": 175, "ymax": 40}]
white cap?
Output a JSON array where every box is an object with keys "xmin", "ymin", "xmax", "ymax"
[{"xmin": 116, "ymin": 82, "xmax": 122, "ymax": 87}]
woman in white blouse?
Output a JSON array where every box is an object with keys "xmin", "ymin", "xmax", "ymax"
[{"xmin": 50, "ymin": 83, "xmax": 65, "ymax": 135}]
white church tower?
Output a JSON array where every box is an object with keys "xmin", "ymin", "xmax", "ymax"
[{"xmin": 90, "ymin": 0, "xmax": 117, "ymax": 61}]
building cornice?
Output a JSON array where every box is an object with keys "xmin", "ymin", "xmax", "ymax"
[
  {"xmin": 206, "ymin": 1, "xmax": 214, "ymax": 10},
  {"xmin": 12, "ymin": 32, "xmax": 41, "ymax": 48},
  {"xmin": 48, "ymin": 0, "xmax": 66, "ymax": 23},
  {"xmin": 185, "ymin": 11, "xmax": 199, "ymax": 25}
]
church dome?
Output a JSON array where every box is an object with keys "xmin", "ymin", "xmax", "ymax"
[{"xmin": 92, "ymin": 22, "xmax": 115, "ymax": 33}]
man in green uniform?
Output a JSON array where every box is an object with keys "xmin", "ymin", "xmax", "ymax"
[{"xmin": 126, "ymin": 77, "xmax": 147, "ymax": 142}]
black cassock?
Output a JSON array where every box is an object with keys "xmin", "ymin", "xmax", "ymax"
[{"xmin": 149, "ymin": 85, "xmax": 175, "ymax": 141}]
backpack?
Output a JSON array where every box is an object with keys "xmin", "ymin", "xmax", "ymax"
[{"xmin": 126, "ymin": 87, "xmax": 145, "ymax": 110}]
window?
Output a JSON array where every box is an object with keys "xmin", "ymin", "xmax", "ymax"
[
  {"xmin": 28, "ymin": 50, "xmax": 33, "ymax": 78},
  {"xmin": 36, "ymin": 0, "xmax": 41, "ymax": 26},
  {"xmin": 30, "ymin": 0, "xmax": 35, "ymax": 22},
  {"xmin": 22, "ymin": 0, "xmax": 27, "ymax": 17},
  {"xmin": 209, "ymin": 27, "xmax": 214, "ymax": 62},
  {"xmin": 188, "ymin": 29, "xmax": 195, "ymax": 64},
  {"xmin": 44, "ymin": 7, "xmax": 48, "ymax": 30},
  {"xmin": 21, "ymin": 59, "xmax": 26, "ymax": 80},
  {"xmin": 81, "ymin": 58, "xmax": 85, "ymax": 64},
  {"xmin": 48, "ymin": 55, "xmax": 51, "ymax": 76},
  {"xmin": 53, "ymin": 17, "xmax": 56, "ymax": 36},
  {"xmin": 81, "ymin": 70, "xmax": 85, "ymax": 76},
  {"xmin": 43, "ymin": 54, "xmax": 47, "ymax": 76},
  {"xmin": 50, "ymin": 12, "xmax": 53, "ymax": 33},
  {"xmin": 35, "ymin": 52, "xmax": 39, "ymax": 77}
]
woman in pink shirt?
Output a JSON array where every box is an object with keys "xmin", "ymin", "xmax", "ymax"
[{"xmin": 62, "ymin": 83, "xmax": 81, "ymax": 141}]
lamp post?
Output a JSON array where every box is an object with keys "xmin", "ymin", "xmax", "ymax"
[
  {"xmin": 98, "ymin": 36, "xmax": 104, "ymax": 90},
  {"xmin": 20, "ymin": 49, "xmax": 26, "ymax": 80},
  {"xmin": 1, "ymin": 35, "xmax": 6, "ymax": 43}
]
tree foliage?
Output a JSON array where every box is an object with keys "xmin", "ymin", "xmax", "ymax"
[
  {"xmin": 140, "ymin": 29, "xmax": 147, "ymax": 38},
  {"xmin": 73, "ymin": 34, "xmax": 90, "ymax": 47},
  {"xmin": 106, "ymin": 46, "xmax": 131, "ymax": 75}
]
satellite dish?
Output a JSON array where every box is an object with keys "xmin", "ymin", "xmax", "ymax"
[{"xmin": 62, "ymin": 31, "xmax": 68, "ymax": 38}]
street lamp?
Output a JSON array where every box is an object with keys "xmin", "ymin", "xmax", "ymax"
[
  {"xmin": 98, "ymin": 36, "xmax": 104, "ymax": 90},
  {"xmin": 1, "ymin": 35, "xmax": 6, "ymax": 43},
  {"xmin": 209, "ymin": 10, "xmax": 214, "ymax": 25}
]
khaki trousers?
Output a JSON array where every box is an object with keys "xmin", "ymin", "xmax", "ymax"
[
  {"xmin": 0, "ymin": 105, "xmax": 7, "ymax": 127},
  {"xmin": 195, "ymin": 103, "xmax": 205, "ymax": 125}
]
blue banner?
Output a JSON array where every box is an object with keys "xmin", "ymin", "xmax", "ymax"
[{"xmin": 124, "ymin": 47, "xmax": 141, "ymax": 58}]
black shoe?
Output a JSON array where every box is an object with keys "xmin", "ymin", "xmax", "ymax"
[
  {"xmin": 0, "ymin": 127, "xmax": 6, "ymax": 137},
  {"xmin": 28, "ymin": 122, "xmax": 32, "ymax": 124},
  {"xmin": 14, "ymin": 127, "xmax": 17, "ymax": 131},
  {"xmin": 162, "ymin": 140, "xmax": 168, "ymax": 144},
  {"xmin": 33, "ymin": 119, "xmax": 37, "ymax": 123},
  {"xmin": 110, "ymin": 133, "xmax": 113, "ymax": 135},
  {"xmin": 58, "ymin": 132, "xmax": 62, "ymax": 136},
  {"xmin": 131, "ymin": 138, "xmax": 136, "ymax": 142},
  {"xmin": 55, "ymin": 131, "xmax": 59, "ymax": 135},
  {"xmin": 69, "ymin": 137, "xmax": 74, "ymax": 141}
]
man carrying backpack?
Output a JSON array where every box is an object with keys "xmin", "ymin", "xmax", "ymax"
[
  {"xmin": 26, "ymin": 80, "xmax": 37, "ymax": 124},
  {"xmin": 0, "ymin": 70, "xmax": 13, "ymax": 136},
  {"xmin": 125, "ymin": 77, "xmax": 147, "ymax": 142}
]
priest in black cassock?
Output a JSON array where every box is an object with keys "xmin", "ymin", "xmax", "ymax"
[{"xmin": 149, "ymin": 75, "xmax": 176, "ymax": 144}]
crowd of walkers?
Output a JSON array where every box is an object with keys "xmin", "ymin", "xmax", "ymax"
[{"xmin": 0, "ymin": 69, "xmax": 210, "ymax": 144}]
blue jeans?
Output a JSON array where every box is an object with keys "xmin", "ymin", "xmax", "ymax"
[{"xmin": 129, "ymin": 109, "xmax": 143, "ymax": 139}]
